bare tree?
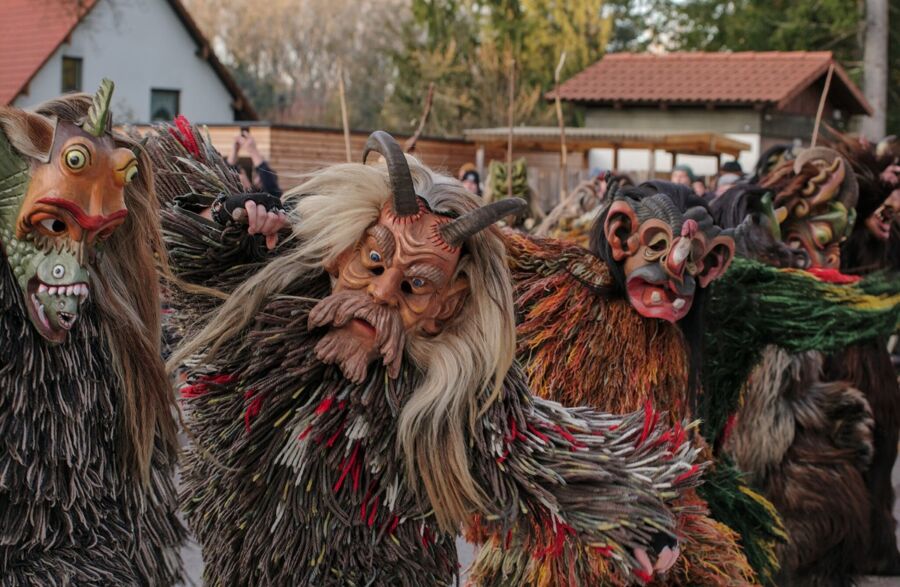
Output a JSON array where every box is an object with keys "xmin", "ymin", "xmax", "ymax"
[
  {"xmin": 861, "ymin": 0, "xmax": 888, "ymax": 138},
  {"xmin": 184, "ymin": 0, "xmax": 407, "ymax": 127}
]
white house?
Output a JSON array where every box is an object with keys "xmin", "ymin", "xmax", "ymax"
[{"xmin": 0, "ymin": 0, "xmax": 256, "ymax": 123}]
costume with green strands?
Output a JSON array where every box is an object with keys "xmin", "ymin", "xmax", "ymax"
[
  {"xmin": 0, "ymin": 87, "xmax": 183, "ymax": 583},
  {"xmin": 708, "ymin": 154, "xmax": 900, "ymax": 586},
  {"xmin": 152, "ymin": 121, "xmax": 703, "ymax": 586},
  {"xmin": 698, "ymin": 266, "xmax": 897, "ymax": 584},
  {"xmin": 502, "ymin": 231, "xmax": 763, "ymax": 587},
  {"xmin": 701, "ymin": 258, "xmax": 900, "ymax": 446},
  {"xmin": 702, "ymin": 260, "xmax": 899, "ymax": 585}
]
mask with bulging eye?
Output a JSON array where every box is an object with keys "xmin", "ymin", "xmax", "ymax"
[
  {"xmin": 306, "ymin": 130, "xmax": 525, "ymax": 383},
  {"xmin": 603, "ymin": 193, "xmax": 735, "ymax": 323},
  {"xmin": 0, "ymin": 79, "xmax": 135, "ymax": 343}
]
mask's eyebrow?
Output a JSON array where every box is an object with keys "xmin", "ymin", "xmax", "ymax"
[
  {"xmin": 406, "ymin": 263, "xmax": 448, "ymax": 287},
  {"xmin": 366, "ymin": 224, "xmax": 395, "ymax": 263}
]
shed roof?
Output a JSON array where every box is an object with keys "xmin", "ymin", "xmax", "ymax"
[
  {"xmin": 548, "ymin": 51, "xmax": 871, "ymax": 116},
  {"xmin": 464, "ymin": 127, "xmax": 751, "ymax": 158}
]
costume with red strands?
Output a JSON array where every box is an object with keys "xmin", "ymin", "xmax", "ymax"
[
  {"xmin": 490, "ymin": 228, "xmax": 765, "ymax": 587},
  {"xmin": 149, "ymin": 125, "xmax": 702, "ymax": 585}
]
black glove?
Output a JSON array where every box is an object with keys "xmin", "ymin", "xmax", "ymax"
[
  {"xmin": 211, "ymin": 192, "xmax": 283, "ymax": 226},
  {"xmin": 648, "ymin": 530, "xmax": 678, "ymax": 556}
]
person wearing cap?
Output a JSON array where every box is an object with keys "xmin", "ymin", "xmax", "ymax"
[
  {"xmin": 714, "ymin": 160, "xmax": 745, "ymax": 197},
  {"xmin": 670, "ymin": 164, "xmax": 696, "ymax": 186},
  {"xmin": 460, "ymin": 169, "xmax": 482, "ymax": 196}
]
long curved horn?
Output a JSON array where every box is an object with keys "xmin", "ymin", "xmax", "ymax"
[
  {"xmin": 440, "ymin": 198, "xmax": 526, "ymax": 247},
  {"xmin": 362, "ymin": 130, "xmax": 419, "ymax": 217},
  {"xmin": 83, "ymin": 78, "xmax": 114, "ymax": 137}
]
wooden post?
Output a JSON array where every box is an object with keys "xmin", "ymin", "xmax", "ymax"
[
  {"xmin": 647, "ymin": 148, "xmax": 656, "ymax": 180},
  {"xmin": 811, "ymin": 64, "xmax": 835, "ymax": 147},
  {"xmin": 506, "ymin": 55, "xmax": 516, "ymax": 202},
  {"xmin": 612, "ymin": 146, "xmax": 619, "ymax": 171},
  {"xmin": 338, "ymin": 65, "xmax": 352, "ymax": 163},
  {"xmin": 476, "ymin": 145, "xmax": 485, "ymax": 182},
  {"xmin": 554, "ymin": 52, "xmax": 568, "ymax": 204}
]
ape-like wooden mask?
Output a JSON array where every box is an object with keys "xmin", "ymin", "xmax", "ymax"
[
  {"xmin": 308, "ymin": 131, "xmax": 524, "ymax": 383},
  {"xmin": 604, "ymin": 193, "xmax": 734, "ymax": 323},
  {"xmin": 0, "ymin": 80, "xmax": 135, "ymax": 343}
]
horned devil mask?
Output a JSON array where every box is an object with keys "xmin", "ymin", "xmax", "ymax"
[
  {"xmin": 0, "ymin": 79, "xmax": 136, "ymax": 342},
  {"xmin": 308, "ymin": 131, "xmax": 524, "ymax": 383},
  {"xmin": 604, "ymin": 192, "xmax": 735, "ymax": 322}
]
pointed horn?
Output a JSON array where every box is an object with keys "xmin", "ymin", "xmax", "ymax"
[
  {"xmin": 441, "ymin": 198, "xmax": 526, "ymax": 248},
  {"xmin": 83, "ymin": 78, "xmax": 115, "ymax": 137},
  {"xmin": 362, "ymin": 130, "xmax": 418, "ymax": 216}
]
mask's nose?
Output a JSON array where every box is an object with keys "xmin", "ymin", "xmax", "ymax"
[
  {"xmin": 367, "ymin": 267, "xmax": 403, "ymax": 307},
  {"xmin": 665, "ymin": 237, "xmax": 691, "ymax": 281},
  {"xmin": 111, "ymin": 148, "xmax": 137, "ymax": 188}
]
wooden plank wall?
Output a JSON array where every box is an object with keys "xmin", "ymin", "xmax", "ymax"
[{"xmin": 128, "ymin": 124, "xmax": 576, "ymax": 209}]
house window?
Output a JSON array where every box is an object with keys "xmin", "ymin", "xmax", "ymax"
[
  {"xmin": 150, "ymin": 89, "xmax": 180, "ymax": 121},
  {"xmin": 61, "ymin": 57, "xmax": 82, "ymax": 93}
]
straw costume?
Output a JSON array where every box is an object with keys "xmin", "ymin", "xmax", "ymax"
[
  {"xmin": 0, "ymin": 82, "xmax": 183, "ymax": 584},
  {"xmin": 152, "ymin": 124, "xmax": 702, "ymax": 586}
]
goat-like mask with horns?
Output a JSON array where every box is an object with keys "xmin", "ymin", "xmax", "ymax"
[
  {"xmin": 0, "ymin": 79, "xmax": 137, "ymax": 343},
  {"xmin": 310, "ymin": 131, "xmax": 525, "ymax": 383}
]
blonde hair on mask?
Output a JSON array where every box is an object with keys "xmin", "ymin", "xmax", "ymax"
[{"xmin": 171, "ymin": 156, "xmax": 516, "ymax": 530}]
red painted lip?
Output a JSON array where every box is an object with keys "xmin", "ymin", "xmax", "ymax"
[
  {"xmin": 36, "ymin": 197, "xmax": 128, "ymax": 231},
  {"xmin": 626, "ymin": 276, "xmax": 693, "ymax": 323}
]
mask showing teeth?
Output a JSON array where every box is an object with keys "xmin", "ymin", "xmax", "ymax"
[
  {"xmin": 672, "ymin": 298, "xmax": 686, "ymax": 310},
  {"xmin": 11, "ymin": 246, "xmax": 91, "ymax": 344},
  {"xmin": 650, "ymin": 291, "xmax": 662, "ymax": 304}
]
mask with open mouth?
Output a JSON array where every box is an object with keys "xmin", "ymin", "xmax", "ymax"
[
  {"xmin": 603, "ymin": 192, "xmax": 735, "ymax": 323},
  {"xmin": 306, "ymin": 131, "xmax": 525, "ymax": 382},
  {"xmin": 0, "ymin": 79, "xmax": 134, "ymax": 343}
]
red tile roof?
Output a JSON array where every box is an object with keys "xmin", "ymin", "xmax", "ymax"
[
  {"xmin": 0, "ymin": 0, "xmax": 97, "ymax": 105},
  {"xmin": 550, "ymin": 51, "xmax": 872, "ymax": 115},
  {"xmin": 0, "ymin": 0, "xmax": 257, "ymax": 120}
]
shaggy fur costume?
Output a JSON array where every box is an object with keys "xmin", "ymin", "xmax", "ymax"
[
  {"xmin": 0, "ymin": 98, "xmax": 183, "ymax": 584},
  {"xmin": 150, "ymin": 121, "xmax": 702, "ymax": 586},
  {"xmin": 727, "ymin": 347, "xmax": 873, "ymax": 586}
]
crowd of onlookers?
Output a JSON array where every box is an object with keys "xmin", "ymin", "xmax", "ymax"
[{"xmin": 669, "ymin": 161, "xmax": 746, "ymax": 201}]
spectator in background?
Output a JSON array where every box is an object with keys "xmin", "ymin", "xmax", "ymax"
[
  {"xmin": 670, "ymin": 164, "xmax": 695, "ymax": 187},
  {"xmin": 714, "ymin": 160, "xmax": 745, "ymax": 197},
  {"xmin": 671, "ymin": 164, "xmax": 709, "ymax": 197},
  {"xmin": 692, "ymin": 176, "xmax": 708, "ymax": 198},
  {"xmin": 227, "ymin": 129, "xmax": 283, "ymax": 198},
  {"xmin": 459, "ymin": 165, "xmax": 482, "ymax": 196}
]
